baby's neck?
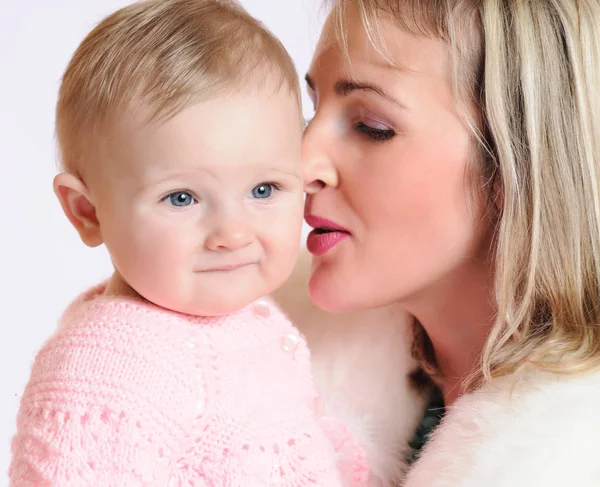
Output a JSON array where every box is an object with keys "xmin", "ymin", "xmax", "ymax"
[{"xmin": 104, "ymin": 271, "xmax": 144, "ymax": 301}]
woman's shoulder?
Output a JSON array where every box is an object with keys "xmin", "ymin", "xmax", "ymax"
[
  {"xmin": 405, "ymin": 368, "xmax": 600, "ymax": 487},
  {"xmin": 451, "ymin": 367, "xmax": 600, "ymax": 436}
]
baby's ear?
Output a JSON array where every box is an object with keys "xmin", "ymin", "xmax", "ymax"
[{"xmin": 53, "ymin": 173, "xmax": 103, "ymax": 247}]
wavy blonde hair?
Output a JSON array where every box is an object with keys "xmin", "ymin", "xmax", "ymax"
[{"xmin": 330, "ymin": 0, "xmax": 600, "ymax": 389}]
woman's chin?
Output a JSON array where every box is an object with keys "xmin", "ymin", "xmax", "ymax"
[
  {"xmin": 308, "ymin": 261, "xmax": 406, "ymax": 313},
  {"xmin": 308, "ymin": 266, "xmax": 362, "ymax": 312}
]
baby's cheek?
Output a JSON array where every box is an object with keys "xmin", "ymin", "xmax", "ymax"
[
  {"xmin": 274, "ymin": 218, "xmax": 302, "ymax": 253},
  {"xmin": 122, "ymin": 231, "xmax": 188, "ymax": 286},
  {"xmin": 266, "ymin": 235, "xmax": 301, "ymax": 286}
]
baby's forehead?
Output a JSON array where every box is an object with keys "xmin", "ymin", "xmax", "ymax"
[
  {"xmin": 99, "ymin": 132, "xmax": 301, "ymax": 182},
  {"xmin": 88, "ymin": 91, "xmax": 302, "ymax": 185},
  {"xmin": 142, "ymin": 158, "xmax": 302, "ymax": 182}
]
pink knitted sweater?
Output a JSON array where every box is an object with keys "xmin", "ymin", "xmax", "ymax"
[{"xmin": 10, "ymin": 284, "xmax": 368, "ymax": 486}]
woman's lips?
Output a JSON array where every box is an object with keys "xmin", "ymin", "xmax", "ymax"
[{"xmin": 305, "ymin": 215, "xmax": 350, "ymax": 256}]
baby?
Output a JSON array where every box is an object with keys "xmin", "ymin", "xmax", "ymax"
[{"xmin": 9, "ymin": 0, "xmax": 367, "ymax": 485}]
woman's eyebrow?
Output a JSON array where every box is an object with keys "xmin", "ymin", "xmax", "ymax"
[
  {"xmin": 334, "ymin": 79, "xmax": 407, "ymax": 108},
  {"xmin": 304, "ymin": 73, "xmax": 406, "ymax": 109}
]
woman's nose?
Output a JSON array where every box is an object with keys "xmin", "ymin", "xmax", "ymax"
[{"xmin": 302, "ymin": 118, "xmax": 339, "ymax": 194}]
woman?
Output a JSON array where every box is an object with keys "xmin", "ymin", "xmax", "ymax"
[{"xmin": 274, "ymin": 1, "xmax": 600, "ymax": 486}]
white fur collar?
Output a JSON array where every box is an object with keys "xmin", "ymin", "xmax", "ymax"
[
  {"xmin": 404, "ymin": 369, "xmax": 600, "ymax": 487},
  {"xmin": 271, "ymin": 254, "xmax": 600, "ymax": 487}
]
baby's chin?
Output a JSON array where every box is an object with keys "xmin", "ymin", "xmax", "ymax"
[
  {"xmin": 128, "ymin": 265, "xmax": 294, "ymax": 317},
  {"xmin": 149, "ymin": 287, "xmax": 275, "ymax": 317}
]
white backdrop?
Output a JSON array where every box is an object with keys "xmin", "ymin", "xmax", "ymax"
[{"xmin": 0, "ymin": 0, "xmax": 324, "ymax": 479}]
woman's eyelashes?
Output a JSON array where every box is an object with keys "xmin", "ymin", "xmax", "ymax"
[
  {"xmin": 354, "ymin": 121, "xmax": 396, "ymax": 141},
  {"xmin": 303, "ymin": 112, "xmax": 396, "ymax": 142},
  {"xmin": 353, "ymin": 109, "xmax": 397, "ymax": 141}
]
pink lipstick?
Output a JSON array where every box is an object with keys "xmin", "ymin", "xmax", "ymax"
[{"xmin": 305, "ymin": 215, "xmax": 350, "ymax": 256}]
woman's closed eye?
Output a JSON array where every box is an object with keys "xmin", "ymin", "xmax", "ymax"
[
  {"xmin": 354, "ymin": 120, "xmax": 396, "ymax": 142},
  {"xmin": 162, "ymin": 190, "xmax": 198, "ymax": 207},
  {"xmin": 304, "ymin": 115, "xmax": 396, "ymax": 142}
]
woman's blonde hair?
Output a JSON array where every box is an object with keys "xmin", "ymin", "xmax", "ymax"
[
  {"xmin": 56, "ymin": 0, "xmax": 300, "ymax": 174},
  {"xmin": 330, "ymin": 0, "xmax": 600, "ymax": 390}
]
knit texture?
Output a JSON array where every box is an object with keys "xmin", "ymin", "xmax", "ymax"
[{"xmin": 10, "ymin": 284, "xmax": 367, "ymax": 486}]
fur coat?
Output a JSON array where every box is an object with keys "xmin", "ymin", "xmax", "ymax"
[{"xmin": 272, "ymin": 252, "xmax": 600, "ymax": 487}]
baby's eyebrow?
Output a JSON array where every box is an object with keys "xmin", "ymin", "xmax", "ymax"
[
  {"xmin": 145, "ymin": 168, "xmax": 207, "ymax": 186},
  {"xmin": 263, "ymin": 167, "xmax": 302, "ymax": 179}
]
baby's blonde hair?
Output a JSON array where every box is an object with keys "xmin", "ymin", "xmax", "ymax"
[
  {"xmin": 330, "ymin": 0, "xmax": 600, "ymax": 390},
  {"xmin": 56, "ymin": 0, "xmax": 300, "ymax": 174}
]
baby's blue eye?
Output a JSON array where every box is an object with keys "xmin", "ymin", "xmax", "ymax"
[
  {"xmin": 164, "ymin": 191, "xmax": 196, "ymax": 207},
  {"xmin": 250, "ymin": 183, "xmax": 274, "ymax": 199}
]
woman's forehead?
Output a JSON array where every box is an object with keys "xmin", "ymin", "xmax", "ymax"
[{"xmin": 310, "ymin": 8, "xmax": 449, "ymax": 86}]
